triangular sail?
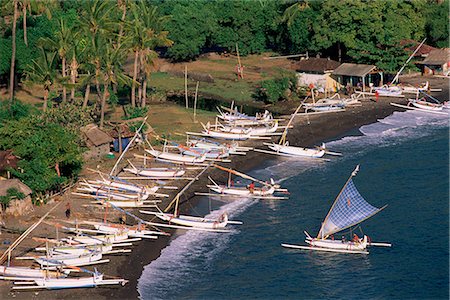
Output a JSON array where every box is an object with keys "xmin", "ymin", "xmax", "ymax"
[{"xmin": 317, "ymin": 169, "xmax": 384, "ymax": 238}]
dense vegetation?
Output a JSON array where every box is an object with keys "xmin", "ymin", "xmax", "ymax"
[
  {"xmin": 1, "ymin": 0, "xmax": 447, "ymax": 106},
  {"xmin": 0, "ymin": 100, "xmax": 89, "ymax": 198}
]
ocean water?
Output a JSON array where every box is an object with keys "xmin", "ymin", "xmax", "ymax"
[{"xmin": 138, "ymin": 110, "xmax": 449, "ymax": 299}]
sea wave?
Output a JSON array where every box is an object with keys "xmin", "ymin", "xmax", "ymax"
[{"xmin": 137, "ymin": 198, "xmax": 256, "ymax": 299}]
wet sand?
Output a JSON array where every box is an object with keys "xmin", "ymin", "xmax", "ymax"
[{"xmin": 2, "ymin": 75, "xmax": 448, "ymax": 299}]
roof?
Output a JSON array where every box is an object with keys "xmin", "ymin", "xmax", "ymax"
[
  {"xmin": 333, "ymin": 63, "xmax": 377, "ymax": 77},
  {"xmin": 108, "ymin": 124, "xmax": 135, "ymax": 139},
  {"xmin": 0, "ymin": 179, "xmax": 32, "ymax": 196},
  {"xmin": 291, "ymin": 58, "xmax": 341, "ymax": 73},
  {"xmin": 400, "ymin": 39, "xmax": 436, "ymax": 57},
  {"xmin": 80, "ymin": 124, "xmax": 114, "ymax": 147},
  {"xmin": 0, "ymin": 150, "xmax": 19, "ymax": 171},
  {"xmin": 417, "ymin": 48, "xmax": 450, "ymax": 65}
]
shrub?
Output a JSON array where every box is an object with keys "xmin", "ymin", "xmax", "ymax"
[{"xmin": 253, "ymin": 75, "xmax": 297, "ymax": 104}]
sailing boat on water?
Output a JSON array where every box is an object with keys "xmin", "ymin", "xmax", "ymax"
[{"xmin": 282, "ymin": 165, "xmax": 391, "ymax": 254}]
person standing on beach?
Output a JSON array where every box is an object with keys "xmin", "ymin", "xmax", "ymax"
[{"xmin": 65, "ymin": 203, "xmax": 71, "ymax": 219}]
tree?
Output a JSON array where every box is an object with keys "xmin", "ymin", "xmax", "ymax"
[
  {"xmin": 39, "ymin": 18, "xmax": 77, "ymax": 103},
  {"xmin": 78, "ymin": 0, "xmax": 116, "ymax": 103},
  {"xmin": 98, "ymin": 42, "xmax": 130, "ymax": 128},
  {"xmin": 125, "ymin": 1, "xmax": 172, "ymax": 107},
  {"xmin": 23, "ymin": 47, "xmax": 60, "ymax": 112},
  {"xmin": 9, "ymin": 0, "xmax": 18, "ymax": 103},
  {"xmin": 425, "ymin": 0, "xmax": 449, "ymax": 48},
  {"xmin": 161, "ymin": 0, "xmax": 216, "ymax": 61}
]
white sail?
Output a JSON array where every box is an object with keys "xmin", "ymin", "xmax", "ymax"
[{"xmin": 318, "ymin": 173, "xmax": 385, "ymax": 238}]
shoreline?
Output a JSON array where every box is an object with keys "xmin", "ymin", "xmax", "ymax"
[
  {"xmin": 97, "ymin": 96, "xmax": 404, "ymax": 300},
  {"xmin": 3, "ymin": 75, "xmax": 448, "ymax": 299}
]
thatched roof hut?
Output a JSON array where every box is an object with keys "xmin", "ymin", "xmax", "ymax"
[{"xmin": 0, "ymin": 179, "xmax": 32, "ymax": 197}]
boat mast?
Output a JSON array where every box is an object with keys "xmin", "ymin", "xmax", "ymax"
[
  {"xmin": 279, "ymin": 97, "xmax": 308, "ymax": 145},
  {"xmin": 317, "ymin": 165, "xmax": 360, "ymax": 239},
  {"xmin": 391, "ymin": 38, "xmax": 426, "ymax": 84},
  {"xmin": 110, "ymin": 117, "xmax": 148, "ymax": 176},
  {"xmin": 213, "ymin": 164, "xmax": 271, "ymax": 187}
]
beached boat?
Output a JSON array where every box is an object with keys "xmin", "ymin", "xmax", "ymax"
[
  {"xmin": 140, "ymin": 210, "xmax": 232, "ymax": 229},
  {"xmin": 255, "ymin": 101, "xmax": 341, "ymax": 158},
  {"xmin": 0, "ymin": 266, "xmax": 66, "ymax": 280},
  {"xmin": 282, "ymin": 165, "xmax": 391, "ymax": 254},
  {"xmin": 12, "ymin": 272, "xmax": 128, "ymax": 290},
  {"xmin": 217, "ymin": 105, "xmax": 273, "ymax": 124},
  {"xmin": 145, "ymin": 149, "xmax": 207, "ymax": 164},
  {"xmin": 370, "ymin": 85, "xmax": 403, "ymax": 97},
  {"xmin": 409, "ymin": 98, "xmax": 444, "ymax": 111},
  {"xmin": 33, "ymin": 252, "xmax": 105, "ymax": 268},
  {"xmin": 89, "ymin": 177, "xmax": 158, "ymax": 195},
  {"xmin": 400, "ymin": 81, "xmax": 429, "ymax": 94},
  {"xmin": 124, "ymin": 161, "xmax": 186, "ymax": 178},
  {"xmin": 63, "ymin": 232, "xmax": 129, "ymax": 245},
  {"xmin": 221, "ymin": 121, "xmax": 279, "ymax": 136},
  {"xmin": 265, "ymin": 141, "xmax": 326, "ymax": 158}
]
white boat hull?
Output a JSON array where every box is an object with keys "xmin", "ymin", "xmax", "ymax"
[
  {"xmin": 34, "ymin": 252, "xmax": 103, "ymax": 267},
  {"xmin": 0, "ymin": 266, "xmax": 65, "ymax": 279},
  {"xmin": 124, "ymin": 167, "xmax": 185, "ymax": 178},
  {"xmin": 145, "ymin": 149, "xmax": 206, "ymax": 163},
  {"xmin": 155, "ymin": 213, "xmax": 229, "ymax": 229},
  {"xmin": 268, "ymin": 144, "xmax": 325, "ymax": 158},
  {"xmin": 208, "ymin": 185, "xmax": 275, "ymax": 196}
]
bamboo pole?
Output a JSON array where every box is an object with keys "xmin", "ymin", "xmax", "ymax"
[
  {"xmin": 236, "ymin": 43, "xmax": 243, "ymax": 79},
  {"xmin": 193, "ymin": 81, "xmax": 199, "ymax": 123},
  {"xmin": 185, "ymin": 65, "xmax": 188, "ymax": 108},
  {"xmin": 0, "ymin": 200, "xmax": 64, "ymax": 265}
]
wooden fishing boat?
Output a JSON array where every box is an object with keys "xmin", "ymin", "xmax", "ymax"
[
  {"xmin": 124, "ymin": 161, "xmax": 186, "ymax": 178},
  {"xmin": 0, "ymin": 266, "xmax": 66, "ymax": 280},
  {"xmin": 201, "ymin": 128, "xmax": 251, "ymax": 140},
  {"xmin": 217, "ymin": 105, "xmax": 273, "ymax": 124},
  {"xmin": 139, "ymin": 210, "xmax": 239, "ymax": 229},
  {"xmin": 400, "ymin": 81, "xmax": 429, "ymax": 94},
  {"xmin": 255, "ymin": 101, "xmax": 341, "ymax": 158},
  {"xmin": 89, "ymin": 178, "xmax": 158, "ymax": 194},
  {"xmin": 282, "ymin": 165, "xmax": 391, "ymax": 254},
  {"xmin": 35, "ymin": 244, "xmax": 114, "ymax": 255},
  {"xmin": 145, "ymin": 149, "xmax": 207, "ymax": 164},
  {"xmin": 34, "ymin": 252, "xmax": 105, "ymax": 268},
  {"xmin": 12, "ymin": 272, "xmax": 127, "ymax": 290},
  {"xmin": 207, "ymin": 178, "xmax": 276, "ymax": 197},
  {"xmin": 266, "ymin": 142, "xmax": 326, "ymax": 158},
  {"xmin": 409, "ymin": 98, "xmax": 444, "ymax": 111},
  {"xmin": 92, "ymin": 223, "xmax": 165, "ymax": 239},
  {"xmin": 370, "ymin": 85, "xmax": 403, "ymax": 97},
  {"xmin": 221, "ymin": 121, "xmax": 279, "ymax": 136},
  {"xmin": 180, "ymin": 147, "xmax": 230, "ymax": 159},
  {"xmin": 63, "ymin": 232, "xmax": 129, "ymax": 245}
]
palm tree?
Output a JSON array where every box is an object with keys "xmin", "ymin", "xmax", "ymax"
[
  {"xmin": 23, "ymin": 48, "xmax": 60, "ymax": 112},
  {"xmin": 9, "ymin": 0, "xmax": 19, "ymax": 103},
  {"xmin": 98, "ymin": 43, "xmax": 131, "ymax": 128},
  {"xmin": 39, "ymin": 18, "xmax": 76, "ymax": 103},
  {"xmin": 78, "ymin": 0, "xmax": 116, "ymax": 102},
  {"xmin": 124, "ymin": 2, "xmax": 172, "ymax": 107},
  {"xmin": 18, "ymin": 0, "xmax": 57, "ymax": 46}
]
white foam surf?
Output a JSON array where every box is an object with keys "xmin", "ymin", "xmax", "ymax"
[{"xmin": 137, "ymin": 198, "xmax": 256, "ymax": 299}]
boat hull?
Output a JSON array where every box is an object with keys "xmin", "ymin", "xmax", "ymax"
[
  {"xmin": 208, "ymin": 185, "xmax": 275, "ymax": 196},
  {"xmin": 268, "ymin": 144, "xmax": 325, "ymax": 158}
]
